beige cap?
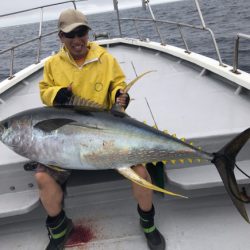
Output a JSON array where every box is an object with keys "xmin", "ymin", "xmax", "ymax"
[{"xmin": 58, "ymin": 9, "xmax": 91, "ymax": 33}]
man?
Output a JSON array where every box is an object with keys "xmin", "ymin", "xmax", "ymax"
[{"xmin": 37, "ymin": 8, "xmax": 166, "ymax": 250}]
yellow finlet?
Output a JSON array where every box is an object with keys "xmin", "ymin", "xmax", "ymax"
[
  {"xmin": 181, "ymin": 138, "xmax": 186, "ymax": 142},
  {"xmin": 152, "ymin": 161, "xmax": 158, "ymax": 165},
  {"xmin": 163, "ymin": 130, "xmax": 168, "ymax": 134},
  {"xmin": 179, "ymin": 159, "xmax": 185, "ymax": 164},
  {"xmin": 117, "ymin": 167, "xmax": 187, "ymax": 198},
  {"xmin": 187, "ymin": 159, "xmax": 193, "ymax": 163},
  {"xmin": 190, "ymin": 142, "xmax": 194, "ymax": 146},
  {"xmin": 171, "ymin": 160, "xmax": 176, "ymax": 164},
  {"xmin": 162, "ymin": 160, "xmax": 167, "ymax": 165},
  {"xmin": 172, "ymin": 134, "xmax": 177, "ymax": 138}
]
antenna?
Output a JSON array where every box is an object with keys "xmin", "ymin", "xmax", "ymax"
[{"xmin": 145, "ymin": 97, "xmax": 159, "ymax": 130}]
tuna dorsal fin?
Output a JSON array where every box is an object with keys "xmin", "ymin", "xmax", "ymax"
[
  {"xmin": 124, "ymin": 70, "xmax": 156, "ymax": 93},
  {"xmin": 117, "ymin": 167, "xmax": 187, "ymax": 198},
  {"xmin": 111, "ymin": 70, "xmax": 156, "ymax": 114},
  {"xmin": 69, "ymin": 95, "xmax": 104, "ymax": 109},
  {"xmin": 34, "ymin": 118, "xmax": 76, "ymax": 132}
]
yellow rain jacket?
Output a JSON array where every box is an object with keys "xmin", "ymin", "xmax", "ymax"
[{"xmin": 39, "ymin": 42, "xmax": 126, "ymax": 109}]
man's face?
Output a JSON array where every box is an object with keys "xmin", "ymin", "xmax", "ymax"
[{"xmin": 60, "ymin": 26, "xmax": 89, "ymax": 60}]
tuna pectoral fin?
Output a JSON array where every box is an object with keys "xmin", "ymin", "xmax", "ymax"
[
  {"xmin": 117, "ymin": 167, "xmax": 187, "ymax": 199},
  {"xmin": 212, "ymin": 128, "xmax": 250, "ymax": 223},
  {"xmin": 34, "ymin": 118, "xmax": 76, "ymax": 132}
]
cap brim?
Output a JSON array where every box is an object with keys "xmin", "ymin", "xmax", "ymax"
[{"xmin": 61, "ymin": 23, "xmax": 91, "ymax": 33}]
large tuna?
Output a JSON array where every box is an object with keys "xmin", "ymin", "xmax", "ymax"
[{"xmin": 0, "ymin": 105, "xmax": 250, "ymax": 223}]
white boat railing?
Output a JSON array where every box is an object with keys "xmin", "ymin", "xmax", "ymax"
[
  {"xmin": 0, "ymin": 0, "xmax": 249, "ymax": 80},
  {"xmin": 232, "ymin": 33, "xmax": 250, "ymax": 74},
  {"xmin": 0, "ymin": 30, "xmax": 58, "ymax": 79},
  {"xmin": 0, "ymin": 0, "xmax": 84, "ymax": 80},
  {"xmin": 115, "ymin": 0, "xmax": 224, "ymax": 66}
]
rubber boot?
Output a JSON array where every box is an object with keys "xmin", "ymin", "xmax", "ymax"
[
  {"xmin": 46, "ymin": 210, "xmax": 73, "ymax": 250},
  {"xmin": 138, "ymin": 205, "xmax": 166, "ymax": 250}
]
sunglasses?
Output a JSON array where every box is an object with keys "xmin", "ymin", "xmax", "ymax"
[{"xmin": 62, "ymin": 27, "xmax": 89, "ymax": 39}]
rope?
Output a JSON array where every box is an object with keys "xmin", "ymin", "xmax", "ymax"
[{"xmin": 235, "ymin": 163, "xmax": 250, "ymax": 179}]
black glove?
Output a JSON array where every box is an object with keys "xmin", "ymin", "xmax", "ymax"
[
  {"xmin": 115, "ymin": 89, "xmax": 130, "ymax": 109},
  {"xmin": 53, "ymin": 87, "xmax": 72, "ymax": 105}
]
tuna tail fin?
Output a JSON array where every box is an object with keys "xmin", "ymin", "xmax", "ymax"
[{"xmin": 212, "ymin": 128, "xmax": 250, "ymax": 223}]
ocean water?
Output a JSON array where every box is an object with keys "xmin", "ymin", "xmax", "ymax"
[{"xmin": 0, "ymin": 0, "xmax": 250, "ymax": 81}]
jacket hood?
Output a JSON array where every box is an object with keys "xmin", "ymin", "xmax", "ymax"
[{"xmin": 58, "ymin": 42, "xmax": 106, "ymax": 66}]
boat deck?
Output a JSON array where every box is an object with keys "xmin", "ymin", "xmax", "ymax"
[
  {"xmin": 112, "ymin": 43, "xmax": 250, "ymax": 138},
  {"xmin": 1, "ymin": 41, "xmax": 250, "ymax": 249},
  {"xmin": 0, "ymin": 179, "xmax": 250, "ymax": 250}
]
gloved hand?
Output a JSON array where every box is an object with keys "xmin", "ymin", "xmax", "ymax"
[
  {"xmin": 115, "ymin": 89, "xmax": 130, "ymax": 109},
  {"xmin": 54, "ymin": 85, "xmax": 72, "ymax": 105}
]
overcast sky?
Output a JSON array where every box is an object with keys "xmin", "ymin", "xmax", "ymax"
[{"xmin": 0, "ymin": 0, "xmax": 182, "ymax": 27}]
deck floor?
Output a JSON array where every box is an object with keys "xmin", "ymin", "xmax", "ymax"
[
  {"xmin": 111, "ymin": 44, "xmax": 250, "ymax": 138},
  {"xmin": 0, "ymin": 180, "xmax": 250, "ymax": 250}
]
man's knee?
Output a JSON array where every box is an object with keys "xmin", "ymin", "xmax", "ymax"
[
  {"xmin": 35, "ymin": 172, "xmax": 56, "ymax": 189},
  {"xmin": 132, "ymin": 164, "xmax": 151, "ymax": 181}
]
